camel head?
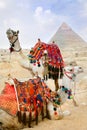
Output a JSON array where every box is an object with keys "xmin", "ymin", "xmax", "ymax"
[
  {"xmin": 64, "ymin": 65, "xmax": 83, "ymax": 75},
  {"xmin": 6, "ymin": 29, "xmax": 21, "ymax": 52},
  {"xmin": 60, "ymin": 65, "xmax": 83, "ymax": 91},
  {"xmin": 6, "ymin": 28, "xmax": 19, "ymax": 44}
]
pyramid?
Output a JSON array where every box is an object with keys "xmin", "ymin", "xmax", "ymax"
[{"xmin": 49, "ymin": 22, "xmax": 87, "ymax": 49}]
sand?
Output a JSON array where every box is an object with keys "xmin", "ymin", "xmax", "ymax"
[{"xmin": 0, "ymin": 49, "xmax": 87, "ymax": 130}]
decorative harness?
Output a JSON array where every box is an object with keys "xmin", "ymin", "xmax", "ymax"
[
  {"xmin": 62, "ymin": 67, "xmax": 77, "ymax": 99},
  {"xmin": 28, "ymin": 42, "xmax": 64, "ymax": 80},
  {"xmin": 12, "ymin": 77, "xmax": 63, "ymax": 126},
  {"xmin": 14, "ymin": 77, "xmax": 61, "ymax": 111},
  {"xmin": 64, "ymin": 71, "xmax": 73, "ymax": 80},
  {"xmin": 64, "ymin": 68, "xmax": 76, "ymax": 81},
  {"xmin": 9, "ymin": 37, "xmax": 21, "ymax": 53}
]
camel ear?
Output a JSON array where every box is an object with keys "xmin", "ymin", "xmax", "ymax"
[{"xmin": 17, "ymin": 30, "xmax": 19, "ymax": 34}]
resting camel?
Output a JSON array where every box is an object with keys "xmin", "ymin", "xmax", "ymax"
[
  {"xmin": 6, "ymin": 29, "xmax": 65, "ymax": 91},
  {"xmin": 0, "ymin": 73, "xmax": 73, "ymax": 129},
  {"xmin": 0, "ymin": 64, "xmax": 83, "ymax": 130}
]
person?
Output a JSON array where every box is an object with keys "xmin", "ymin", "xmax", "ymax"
[{"xmin": 42, "ymin": 50, "xmax": 49, "ymax": 80}]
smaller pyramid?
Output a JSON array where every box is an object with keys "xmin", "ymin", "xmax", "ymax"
[{"xmin": 49, "ymin": 22, "xmax": 87, "ymax": 49}]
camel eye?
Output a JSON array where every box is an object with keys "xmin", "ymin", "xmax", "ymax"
[
  {"xmin": 70, "ymin": 69, "xmax": 73, "ymax": 72},
  {"xmin": 79, "ymin": 67, "xmax": 82, "ymax": 69},
  {"xmin": 53, "ymin": 107, "xmax": 57, "ymax": 111}
]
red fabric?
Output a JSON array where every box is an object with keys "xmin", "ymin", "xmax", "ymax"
[
  {"xmin": 0, "ymin": 83, "xmax": 18, "ymax": 116},
  {"xmin": 0, "ymin": 77, "xmax": 61, "ymax": 117},
  {"xmin": 13, "ymin": 78, "xmax": 46, "ymax": 113},
  {"xmin": 29, "ymin": 42, "xmax": 64, "ymax": 68}
]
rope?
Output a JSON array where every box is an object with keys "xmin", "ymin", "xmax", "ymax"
[
  {"xmin": 11, "ymin": 37, "xmax": 18, "ymax": 45},
  {"xmin": 14, "ymin": 82, "xmax": 20, "ymax": 111},
  {"xmin": 61, "ymin": 69, "xmax": 78, "ymax": 106},
  {"xmin": 64, "ymin": 71, "xmax": 72, "ymax": 80},
  {"xmin": 73, "ymin": 89, "xmax": 87, "ymax": 94},
  {"xmin": 46, "ymin": 96, "xmax": 60, "ymax": 108},
  {"xmin": 8, "ymin": 51, "xmax": 12, "ymax": 79}
]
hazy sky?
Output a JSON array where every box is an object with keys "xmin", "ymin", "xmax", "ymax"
[{"xmin": 0, "ymin": 0, "xmax": 87, "ymax": 49}]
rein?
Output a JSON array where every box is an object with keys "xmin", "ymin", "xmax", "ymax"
[
  {"xmin": 64, "ymin": 67, "xmax": 74, "ymax": 80},
  {"xmin": 11, "ymin": 37, "xmax": 18, "ymax": 45},
  {"xmin": 64, "ymin": 71, "xmax": 73, "ymax": 80}
]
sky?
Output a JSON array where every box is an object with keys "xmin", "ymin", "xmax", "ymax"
[{"xmin": 0, "ymin": 0, "xmax": 87, "ymax": 49}]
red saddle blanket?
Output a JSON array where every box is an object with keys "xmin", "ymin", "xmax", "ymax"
[
  {"xmin": 29, "ymin": 42, "xmax": 64, "ymax": 68},
  {"xmin": 0, "ymin": 82, "xmax": 17, "ymax": 116}
]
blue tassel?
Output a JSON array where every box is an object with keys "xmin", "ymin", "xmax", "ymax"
[{"xmin": 37, "ymin": 94, "xmax": 43, "ymax": 102}]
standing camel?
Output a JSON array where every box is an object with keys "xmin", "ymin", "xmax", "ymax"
[{"xmin": 6, "ymin": 29, "xmax": 64, "ymax": 91}]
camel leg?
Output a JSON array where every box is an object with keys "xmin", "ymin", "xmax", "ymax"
[
  {"xmin": 54, "ymin": 79, "xmax": 59, "ymax": 91},
  {"xmin": 72, "ymin": 97, "xmax": 78, "ymax": 107}
]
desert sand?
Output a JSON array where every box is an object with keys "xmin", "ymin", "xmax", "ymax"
[{"xmin": 0, "ymin": 48, "xmax": 87, "ymax": 130}]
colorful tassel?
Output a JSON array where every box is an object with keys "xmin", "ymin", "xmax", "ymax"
[
  {"xmin": 46, "ymin": 101, "xmax": 51, "ymax": 119},
  {"xmin": 35, "ymin": 109, "xmax": 38, "ymax": 125},
  {"xmin": 41, "ymin": 105, "xmax": 44, "ymax": 120},
  {"xmin": 28, "ymin": 111, "xmax": 32, "ymax": 128},
  {"xmin": 22, "ymin": 111, "xmax": 26, "ymax": 125},
  {"xmin": 60, "ymin": 67, "xmax": 64, "ymax": 79},
  {"xmin": 17, "ymin": 111, "xmax": 22, "ymax": 123}
]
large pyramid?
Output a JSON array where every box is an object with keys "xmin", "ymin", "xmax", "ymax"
[{"xmin": 49, "ymin": 22, "xmax": 87, "ymax": 49}]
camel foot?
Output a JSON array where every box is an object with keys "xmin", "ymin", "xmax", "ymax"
[{"xmin": 73, "ymin": 98, "xmax": 78, "ymax": 107}]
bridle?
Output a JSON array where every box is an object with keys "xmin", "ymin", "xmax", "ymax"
[
  {"xmin": 9, "ymin": 35, "xmax": 21, "ymax": 52},
  {"xmin": 64, "ymin": 68, "xmax": 75, "ymax": 80},
  {"xmin": 11, "ymin": 37, "xmax": 18, "ymax": 45}
]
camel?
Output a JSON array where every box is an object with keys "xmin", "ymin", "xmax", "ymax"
[
  {"xmin": 0, "ymin": 75, "xmax": 71, "ymax": 130},
  {"xmin": 6, "ymin": 28, "xmax": 64, "ymax": 91},
  {"xmin": 0, "ymin": 64, "xmax": 83, "ymax": 130}
]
